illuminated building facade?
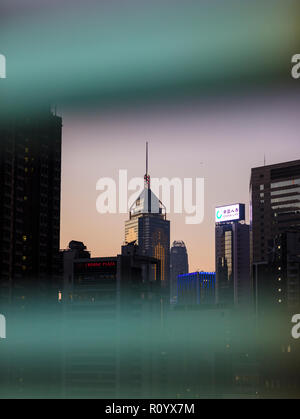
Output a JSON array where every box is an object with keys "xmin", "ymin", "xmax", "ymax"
[
  {"xmin": 0, "ymin": 110, "xmax": 62, "ymax": 283},
  {"xmin": 177, "ymin": 271, "xmax": 216, "ymax": 305},
  {"xmin": 124, "ymin": 144, "xmax": 170, "ymax": 287}
]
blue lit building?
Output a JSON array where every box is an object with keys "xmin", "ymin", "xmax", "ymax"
[{"xmin": 177, "ymin": 271, "xmax": 216, "ymax": 305}]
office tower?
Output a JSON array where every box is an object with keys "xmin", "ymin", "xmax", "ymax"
[
  {"xmin": 177, "ymin": 271, "xmax": 216, "ymax": 305},
  {"xmin": 250, "ymin": 159, "xmax": 300, "ymax": 264},
  {"xmin": 250, "ymin": 159, "xmax": 300, "ymax": 312},
  {"xmin": 124, "ymin": 143, "xmax": 170, "ymax": 287},
  {"xmin": 0, "ymin": 110, "xmax": 62, "ymax": 283},
  {"xmin": 170, "ymin": 240, "xmax": 189, "ymax": 301},
  {"xmin": 215, "ymin": 204, "xmax": 250, "ymax": 306}
]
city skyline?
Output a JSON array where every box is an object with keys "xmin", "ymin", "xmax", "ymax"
[
  {"xmin": 1, "ymin": 0, "xmax": 300, "ymax": 402},
  {"xmin": 60, "ymin": 89, "xmax": 299, "ymax": 272}
]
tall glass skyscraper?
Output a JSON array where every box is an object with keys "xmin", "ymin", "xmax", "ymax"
[{"xmin": 124, "ymin": 144, "xmax": 170, "ymax": 287}]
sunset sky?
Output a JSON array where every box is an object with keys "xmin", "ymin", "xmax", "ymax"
[{"xmin": 60, "ymin": 88, "xmax": 300, "ymax": 272}]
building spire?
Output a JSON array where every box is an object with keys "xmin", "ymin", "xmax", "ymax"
[
  {"xmin": 144, "ymin": 141, "xmax": 150, "ymax": 188},
  {"xmin": 146, "ymin": 141, "xmax": 148, "ymax": 176}
]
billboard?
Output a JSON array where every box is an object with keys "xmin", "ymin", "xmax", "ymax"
[
  {"xmin": 215, "ymin": 203, "xmax": 245, "ymax": 223},
  {"xmin": 74, "ymin": 258, "xmax": 117, "ymax": 274}
]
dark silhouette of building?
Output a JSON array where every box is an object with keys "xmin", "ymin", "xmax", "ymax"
[
  {"xmin": 62, "ymin": 240, "xmax": 161, "ymax": 287},
  {"xmin": 0, "ymin": 110, "xmax": 62, "ymax": 284},
  {"xmin": 61, "ymin": 240, "xmax": 163, "ymax": 398},
  {"xmin": 124, "ymin": 143, "xmax": 170, "ymax": 288},
  {"xmin": 250, "ymin": 159, "xmax": 300, "ymax": 265},
  {"xmin": 250, "ymin": 159, "xmax": 300, "ymax": 312},
  {"xmin": 215, "ymin": 204, "xmax": 250, "ymax": 306},
  {"xmin": 170, "ymin": 240, "xmax": 189, "ymax": 301},
  {"xmin": 254, "ymin": 229, "xmax": 300, "ymax": 315}
]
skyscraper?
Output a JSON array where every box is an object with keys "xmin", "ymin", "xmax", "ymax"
[
  {"xmin": 250, "ymin": 159, "xmax": 300, "ymax": 264},
  {"xmin": 215, "ymin": 204, "xmax": 250, "ymax": 306},
  {"xmin": 124, "ymin": 143, "xmax": 170, "ymax": 287},
  {"xmin": 0, "ymin": 110, "xmax": 62, "ymax": 283},
  {"xmin": 170, "ymin": 240, "xmax": 189, "ymax": 301},
  {"xmin": 250, "ymin": 159, "xmax": 300, "ymax": 311}
]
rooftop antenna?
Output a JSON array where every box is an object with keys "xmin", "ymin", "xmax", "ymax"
[
  {"xmin": 264, "ymin": 153, "xmax": 266, "ymax": 166},
  {"xmin": 144, "ymin": 141, "xmax": 150, "ymax": 188},
  {"xmin": 146, "ymin": 141, "xmax": 148, "ymax": 176}
]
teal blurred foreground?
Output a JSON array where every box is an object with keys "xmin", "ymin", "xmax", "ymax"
[
  {"xmin": 1, "ymin": 0, "xmax": 300, "ymax": 117},
  {"xmin": 0, "ymin": 284, "xmax": 299, "ymax": 399}
]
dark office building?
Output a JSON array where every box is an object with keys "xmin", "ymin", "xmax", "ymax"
[
  {"xmin": 170, "ymin": 240, "xmax": 189, "ymax": 302},
  {"xmin": 61, "ymin": 240, "xmax": 164, "ymax": 398},
  {"xmin": 0, "ymin": 110, "xmax": 62, "ymax": 283},
  {"xmin": 272, "ymin": 230, "xmax": 300, "ymax": 310},
  {"xmin": 215, "ymin": 204, "xmax": 251, "ymax": 306},
  {"xmin": 250, "ymin": 160, "xmax": 300, "ymax": 312},
  {"xmin": 124, "ymin": 146, "xmax": 170, "ymax": 288},
  {"xmin": 61, "ymin": 241, "xmax": 118, "ymax": 398},
  {"xmin": 254, "ymin": 229, "xmax": 300, "ymax": 314},
  {"xmin": 62, "ymin": 240, "xmax": 161, "ymax": 288},
  {"xmin": 250, "ymin": 159, "xmax": 300, "ymax": 264}
]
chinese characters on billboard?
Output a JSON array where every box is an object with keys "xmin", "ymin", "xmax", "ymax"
[{"xmin": 215, "ymin": 204, "xmax": 245, "ymax": 223}]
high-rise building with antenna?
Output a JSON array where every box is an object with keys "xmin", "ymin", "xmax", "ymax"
[{"xmin": 124, "ymin": 143, "xmax": 170, "ymax": 287}]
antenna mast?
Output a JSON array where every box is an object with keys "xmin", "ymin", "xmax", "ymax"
[
  {"xmin": 144, "ymin": 141, "xmax": 150, "ymax": 188},
  {"xmin": 146, "ymin": 141, "xmax": 148, "ymax": 176}
]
